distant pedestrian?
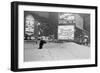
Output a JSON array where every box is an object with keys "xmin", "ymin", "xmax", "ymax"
[
  {"xmin": 38, "ymin": 38, "xmax": 46, "ymax": 49},
  {"xmin": 82, "ymin": 35, "xmax": 89, "ymax": 46}
]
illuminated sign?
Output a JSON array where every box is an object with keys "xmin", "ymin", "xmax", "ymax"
[{"xmin": 58, "ymin": 25, "xmax": 75, "ymax": 40}]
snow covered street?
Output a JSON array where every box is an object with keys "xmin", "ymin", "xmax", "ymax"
[{"xmin": 24, "ymin": 41, "xmax": 90, "ymax": 62}]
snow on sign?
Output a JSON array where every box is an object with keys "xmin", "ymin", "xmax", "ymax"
[{"xmin": 58, "ymin": 25, "xmax": 75, "ymax": 40}]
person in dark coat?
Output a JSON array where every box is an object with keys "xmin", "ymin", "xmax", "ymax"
[
  {"xmin": 82, "ymin": 35, "xmax": 89, "ymax": 46},
  {"xmin": 38, "ymin": 38, "xmax": 46, "ymax": 49}
]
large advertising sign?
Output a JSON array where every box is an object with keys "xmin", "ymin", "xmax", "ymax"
[
  {"xmin": 58, "ymin": 13, "xmax": 75, "ymax": 24},
  {"xmin": 25, "ymin": 14, "xmax": 34, "ymax": 36},
  {"xmin": 58, "ymin": 25, "xmax": 75, "ymax": 40}
]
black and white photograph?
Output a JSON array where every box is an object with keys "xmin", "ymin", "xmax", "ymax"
[
  {"xmin": 11, "ymin": 1, "xmax": 97, "ymax": 71},
  {"xmin": 24, "ymin": 11, "xmax": 91, "ymax": 62}
]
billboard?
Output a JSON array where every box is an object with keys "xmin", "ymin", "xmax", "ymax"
[
  {"xmin": 58, "ymin": 13, "xmax": 75, "ymax": 24},
  {"xmin": 58, "ymin": 25, "xmax": 75, "ymax": 40},
  {"xmin": 25, "ymin": 14, "xmax": 35, "ymax": 36}
]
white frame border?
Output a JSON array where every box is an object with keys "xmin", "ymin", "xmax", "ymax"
[{"xmin": 18, "ymin": 5, "xmax": 96, "ymax": 68}]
